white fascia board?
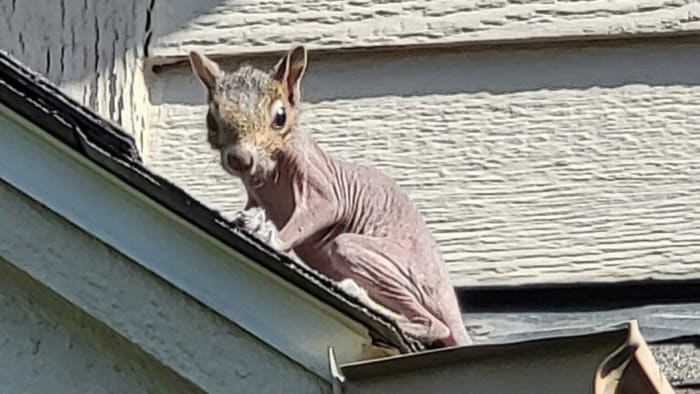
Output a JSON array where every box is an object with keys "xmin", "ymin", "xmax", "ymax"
[{"xmin": 0, "ymin": 104, "xmax": 373, "ymax": 380}]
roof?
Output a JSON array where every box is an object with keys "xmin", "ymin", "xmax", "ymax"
[
  {"xmin": 0, "ymin": 49, "xmax": 423, "ymax": 356},
  {"xmin": 330, "ymin": 321, "xmax": 675, "ymax": 394},
  {"xmin": 460, "ymin": 284, "xmax": 700, "ymax": 390}
]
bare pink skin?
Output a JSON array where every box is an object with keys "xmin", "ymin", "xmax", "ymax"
[
  {"xmin": 189, "ymin": 46, "xmax": 471, "ymax": 348},
  {"xmin": 240, "ymin": 129, "xmax": 472, "ymax": 348}
]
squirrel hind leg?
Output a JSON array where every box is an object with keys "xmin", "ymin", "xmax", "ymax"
[
  {"xmin": 337, "ymin": 278, "xmax": 406, "ymax": 322},
  {"xmin": 328, "ymin": 234, "xmax": 453, "ymax": 347}
]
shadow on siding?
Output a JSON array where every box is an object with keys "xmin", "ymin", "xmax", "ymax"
[{"xmin": 149, "ymin": 41, "xmax": 700, "ymax": 105}]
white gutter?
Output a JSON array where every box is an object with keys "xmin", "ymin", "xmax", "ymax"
[{"xmin": 0, "ymin": 104, "xmax": 375, "ymax": 380}]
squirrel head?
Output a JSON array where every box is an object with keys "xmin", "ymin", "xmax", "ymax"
[{"xmin": 189, "ymin": 46, "xmax": 308, "ymax": 184}]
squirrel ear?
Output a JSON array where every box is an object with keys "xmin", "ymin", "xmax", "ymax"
[
  {"xmin": 273, "ymin": 45, "xmax": 308, "ymax": 105},
  {"xmin": 189, "ymin": 50, "xmax": 221, "ymax": 91}
]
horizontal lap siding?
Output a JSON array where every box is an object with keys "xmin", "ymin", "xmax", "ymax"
[
  {"xmin": 146, "ymin": 42, "xmax": 700, "ymax": 287},
  {"xmin": 149, "ymin": 0, "xmax": 700, "ymax": 60}
]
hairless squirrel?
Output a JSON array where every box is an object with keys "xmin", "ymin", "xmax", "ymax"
[{"xmin": 189, "ymin": 45, "xmax": 471, "ymax": 348}]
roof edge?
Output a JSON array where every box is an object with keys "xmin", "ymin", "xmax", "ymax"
[
  {"xmin": 0, "ymin": 50, "xmax": 422, "ymax": 370},
  {"xmin": 332, "ymin": 321, "xmax": 675, "ymax": 394}
]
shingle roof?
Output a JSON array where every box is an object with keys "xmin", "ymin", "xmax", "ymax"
[{"xmin": 460, "ymin": 283, "xmax": 700, "ymax": 390}]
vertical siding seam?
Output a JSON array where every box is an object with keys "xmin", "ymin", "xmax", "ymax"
[
  {"xmin": 144, "ymin": 0, "xmax": 156, "ymax": 58},
  {"xmin": 59, "ymin": 0, "xmax": 66, "ymax": 80},
  {"xmin": 90, "ymin": 10, "xmax": 99, "ymax": 111}
]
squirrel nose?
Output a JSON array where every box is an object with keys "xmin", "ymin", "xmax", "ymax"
[{"xmin": 226, "ymin": 150, "xmax": 253, "ymax": 173}]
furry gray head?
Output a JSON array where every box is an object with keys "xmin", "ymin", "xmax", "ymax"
[{"xmin": 189, "ymin": 46, "xmax": 308, "ymax": 186}]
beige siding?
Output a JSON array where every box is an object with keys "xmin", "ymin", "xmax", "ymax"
[
  {"xmin": 149, "ymin": 0, "xmax": 700, "ymax": 61},
  {"xmin": 146, "ymin": 42, "xmax": 700, "ymax": 287},
  {"xmin": 0, "ymin": 0, "xmax": 151, "ymax": 145}
]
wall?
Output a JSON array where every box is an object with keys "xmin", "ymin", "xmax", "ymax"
[
  {"xmin": 0, "ymin": 257, "xmax": 202, "ymax": 394},
  {"xmin": 0, "ymin": 0, "xmax": 151, "ymax": 147},
  {"xmin": 147, "ymin": 0, "xmax": 700, "ymax": 58}
]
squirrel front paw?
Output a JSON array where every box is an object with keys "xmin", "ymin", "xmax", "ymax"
[
  {"xmin": 231, "ymin": 207, "xmax": 282, "ymax": 248},
  {"xmin": 230, "ymin": 207, "xmax": 308, "ymax": 267},
  {"xmin": 230, "ymin": 206, "xmax": 266, "ymax": 233}
]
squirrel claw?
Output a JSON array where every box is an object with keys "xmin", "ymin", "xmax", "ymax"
[
  {"xmin": 231, "ymin": 207, "xmax": 296, "ymax": 260},
  {"xmin": 231, "ymin": 207, "xmax": 280, "ymax": 246}
]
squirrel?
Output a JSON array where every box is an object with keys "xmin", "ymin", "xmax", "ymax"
[{"xmin": 189, "ymin": 45, "xmax": 472, "ymax": 348}]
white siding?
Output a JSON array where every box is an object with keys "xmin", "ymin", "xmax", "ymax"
[
  {"xmin": 149, "ymin": 0, "xmax": 700, "ymax": 60},
  {"xmin": 146, "ymin": 42, "xmax": 700, "ymax": 287}
]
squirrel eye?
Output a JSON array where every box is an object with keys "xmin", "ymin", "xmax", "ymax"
[{"xmin": 271, "ymin": 100, "xmax": 287, "ymax": 130}]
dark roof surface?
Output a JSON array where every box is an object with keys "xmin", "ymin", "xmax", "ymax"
[
  {"xmin": 463, "ymin": 299, "xmax": 700, "ymax": 389},
  {"xmin": 0, "ymin": 49, "xmax": 422, "ymax": 353},
  {"xmin": 334, "ymin": 322, "xmax": 678, "ymax": 394},
  {"xmin": 650, "ymin": 341, "xmax": 700, "ymax": 389}
]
